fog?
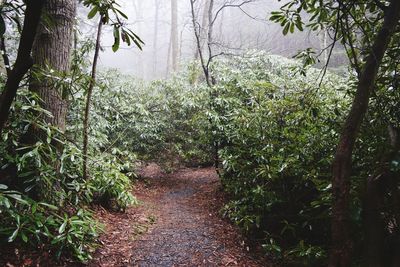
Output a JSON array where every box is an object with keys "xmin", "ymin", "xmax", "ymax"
[{"xmin": 78, "ymin": 0, "xmax": 334, "ymax": 80}]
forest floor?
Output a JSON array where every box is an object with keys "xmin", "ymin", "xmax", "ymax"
[
  {"xmin": 89, "ymin": 163, "xmax": 269, "ymax": 266},
  {"xmin": 0, "ymin": 164, "xmax": 270, "ymax": 266}
]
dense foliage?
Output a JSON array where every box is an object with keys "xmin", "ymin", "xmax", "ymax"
[
  {"xmin": 1, "ymin": 1, "xmax": 399, "ymax": 265},
  {"xmin": 0, "ymin": 38, "xmax": 208, "ymax": 261},
  {"xmin": 210, "ymin": 54, "xmax": 399, "ymax": 265},
  {"xmin": 0, "ymin": 41, "xmax": 138, "ymax": 261},
  {"xmin": 84, "ymin": 51, "xmax": 397, "ymax": 265},
  {"xmin": 196, "ymin": 53, "xmax": 347, "ymax": 264},
  {"xmin": 79, "ymin": 52, "xmax": 354, "ymax": 264},
  {"xmin": 2, "ymin": 42, "xmax": 399, "ymax": 265},
  {"xmin": 80, "ymin": 67, "xmax": 211, "ymax": 169}
]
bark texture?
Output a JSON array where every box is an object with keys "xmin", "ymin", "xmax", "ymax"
[
  {"xmin": 329, "ymin": 1, "xmax": 400, "ymax": 266},
  {"xmin": 30, "ymin": 0, "xmax": 76, "ymax": 133}
]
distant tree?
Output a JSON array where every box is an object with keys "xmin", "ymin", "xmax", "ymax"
[
  {"xmin": 171, "ymin": 0, "xmax": 179, "ymax": 72},
  {"xmin": 153, "ymin": 0, "xmax": 160, "ymax": 75},
  {"xmin": 190, "ymin": 0, "xmax": 255, "ymax": 85},
  {"xmin": 194, "ymin": 0, "xmax": 211, "ymax": 60},
  {"xmin": 190, "ymin": 0, "xmax": 214, "ymax": 86},
  {"xmin": 132, "ymin": 0, "xmax": 145, "ymax": 78}
]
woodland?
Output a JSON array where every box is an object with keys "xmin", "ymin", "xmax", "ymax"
[{"xmin": 0, "ymin": 0, "xmax": 399, "ymax": 266}]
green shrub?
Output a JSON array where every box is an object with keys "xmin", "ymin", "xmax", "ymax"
[
  {"xmin": 0, "ymin": 80, "xmax": 134, "ymax": 262},
  {"xmin": 88, "ymin": 154, "xmax": 137, "ymax": 210},
  {"xmin": 79, "ymin": 68, "xmax": 213, "ymax": 168},
  {"xmin": 0, "ymin": 185, "xmax": 101, "ymax": 262},
  {"xmin": 212, "ymin": 52, "xmax": 349, "ymax": 264}
]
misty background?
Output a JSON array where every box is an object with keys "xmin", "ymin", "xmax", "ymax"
[{"xmin": 78, "ymin": 0, "xmax": 344, "ymax": 81}]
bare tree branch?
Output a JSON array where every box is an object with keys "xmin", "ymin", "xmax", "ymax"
[{"xmin": 210, "ymin": 0, "xmax": 253, "ymax": 27}]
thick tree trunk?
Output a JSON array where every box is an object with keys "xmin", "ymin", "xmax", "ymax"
[
  {"xmin": 171, "ymin": 0, "xmax": 179, "ymax": 72},
  {"xmin": 25, "ymin": 0, "xmax": 76, "ymax": 202},
  {"xmin": 83, "ymin": 17, "xmax": 103, "ymax": 180},
  {"xmin": 328, "ymin": 1, "xmax": 400, "ymax": 266},
  {"xmin": 0, "ymin": 1, "xmax": 44, "ymax": 135},
  {"xmin": 29, "ymin": 0, "xmax": 76, "ymax": 134}
]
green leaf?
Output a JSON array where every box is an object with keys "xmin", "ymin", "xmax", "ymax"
[
  {"xmin": 39, "ymin": 202, "xmax": 58, "ymax": 210},
  {"xmin": 87, "ymin": 6, "xmax": 99, "ymax": 19},
  {"xmin": 8, "ymin": 228, "xmax": 19, "ymax": 242},
  {"xmin": 112, "ymin": 27, "xmax": 120, "ymax": 52},
  {"xmin": 290, "ymin": 22, "xmax": 295, "ymax": 33},
  {"xmin": 295, "ymin": 18, "xmax": 304, "ymax": 31},
  {"xmin": 4, "ymin": 198, "xmax": 11, "ymax": 208},
  {"xmin": 21, "ymin": 232, "xmax": 28, "ymax": 243},
  {"xmin": 31, "ymin": 203, "xmax": 37, "ymax": 214},
  {"xmin": 7, "ymin": 194, "xmax": 29, "ymax": 205},
  {"xmin": 59, "ymin": 221, "xmax": 67, "ymax": 234},
  {"xmin": 283, "ymin": 23, "xmax": 290, "ymax": 35},
  {"xmin": 115, "ymin": 8, "xmax": 128, "ymax": 19},
  {"xmin": 0, "ymin": 184, "xmax": 8, "ymax": 190}
]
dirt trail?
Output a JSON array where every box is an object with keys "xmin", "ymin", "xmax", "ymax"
[{"xmin": 90, "ymin": 164, "xmax": 269, "ymax": 266}]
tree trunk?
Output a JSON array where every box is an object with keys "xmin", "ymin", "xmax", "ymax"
[
  {"xmin": 207, "ymin": 0, "xmax": 214, "ymax": 74},
  {"xmin": 363, "ymin": 174, "xmax": 386, "ymax": 267},
  {"xmin": 133, "ymin": 0, "xmax": 144, "ymax": 79},
  {"xmin": 29, "ymin": 0, "xmax": 76, "ymax": 134},
  {"xmin": 166, "ymin": 35, "xmax": 172, "ymax": 77},
  {"xmin": 190, "ymin": 0, "xmax": 211, "ymax": 86},
  {"xmin": 171, "ymin": 0, "xmax": 179, "ymax": 72},
  {"xmin": 363, "ymin": 125, "xmax": 400, "ymax": 267},
  {"xmin": 329, "ymin": 1, "xmax": 400, "ymax": 266},
  {"xmin": 83, "ymin": 16, "xmax": 103, "ymax": 180},
  {"xmin": 153, "ymin": 0, "xmax": 160, "ymax": 77},
  {"xmin": 0, "ymin": 1, "xmax": 44, "ymax": 135},
  {"xmin": 194, "ymin": 0, "xmax": 210, "ymax": 60}
]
